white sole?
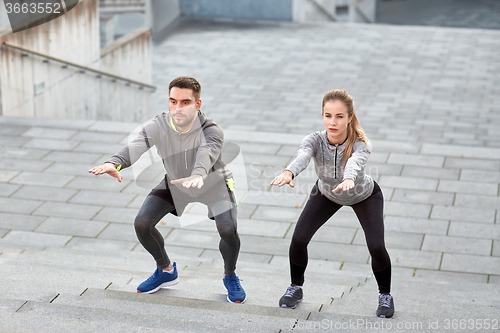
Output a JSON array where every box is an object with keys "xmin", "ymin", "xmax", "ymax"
[{"xmin": 138, "ymin": 277, "xmax": 179, "ymax": 294}]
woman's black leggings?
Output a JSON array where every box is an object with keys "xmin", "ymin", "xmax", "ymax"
[
  {"xmin": 289, "ymin": 181, "xmax": 391, "ymax": 294},
  {"xmin": 134, "ymin": 194, "xmax": 240, "ymax": 276}
]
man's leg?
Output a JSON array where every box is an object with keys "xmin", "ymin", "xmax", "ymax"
[{"xmin": 211, "ymin": 201, "xmax": 240, "ymax": 276}]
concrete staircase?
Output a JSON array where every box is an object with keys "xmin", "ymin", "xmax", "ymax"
[{"xmin": 1, "ymin": 243, "xmax": 498, "ymax": 332}]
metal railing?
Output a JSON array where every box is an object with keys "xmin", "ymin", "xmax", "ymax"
[{"xmin": 2, "ymin": 42, "xmax": 156, "ymax": 92}]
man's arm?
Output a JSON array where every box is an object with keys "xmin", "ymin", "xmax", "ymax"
[{"xmin": 88, "ymin": 162, "xmax": 123, "ymax": 182}]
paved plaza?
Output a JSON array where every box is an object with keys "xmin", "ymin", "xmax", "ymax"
[{"xmin": 1, "ymin": 18, "xmax": 500, "ymax": 332}]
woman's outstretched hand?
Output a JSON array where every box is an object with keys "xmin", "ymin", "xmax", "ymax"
[
  {"xmin": 271, "ymin": 170, "xmax": 295, "ymax": 188},
  {"xmin": 332, "ymin": 179, "xmax": 354, "ymax": 193},
  {"xmin": 88, "ymin": 162, "xmax": 123, "ymax": 182}
]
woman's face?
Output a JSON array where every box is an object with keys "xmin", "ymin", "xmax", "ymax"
[{"xmin": 323, "ymin": 99, "xmax": 353, "ymax": 144}]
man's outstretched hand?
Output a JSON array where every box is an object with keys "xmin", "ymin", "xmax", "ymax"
[
  {"xmin": 88, "ymin": 162, "xmax": 123, "ymax": 182},
  {"xmin": 171, "ymin": 174, "xmax": 204, "ymax": 189}
]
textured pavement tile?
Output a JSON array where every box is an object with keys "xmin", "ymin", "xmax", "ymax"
[
  {"xmin": 165, "ymin": 229, "xmax": 221, "ymax": 250},
  {"xmin": 0, "ymin": 183, "xmax": 21, "ymax": 197},
  {"xmin": 493, "ymin": 240, "xmax": 500, "ymax": 257},
  {"xmin": 384, "ymin": 216, "xmax": 449, "ymax": 235},
  {"xmin": 0, "ymin": 197, "xmax": 43, "ymax": 214},
  {"xmin": 384, "ymin": 201, "xmax": 432, "ymax": 218},
  {"xmin": 10, "ymin": 172, "xmax": 74, "ymax": 187},
  {"xmin": 22, "ymin": 138, "xmax": 80, "ymax": 151},
  {"xmin": 236, "ymin": 142, "xmax": 281, "ymax": 155},
  {"xmin": 64, "ymin": 236, "xmax": 136, "ymax": 251},
  {"xmin": 444, "ymin": 157, "xmax": 500, "ymax": 171},
  {"xmin": 73, "ymin": 142, "xmax": 126, "ymax": 155},
  {"xmin": 421, "ymin": 235, "xmax": 492, "ymax": 256},
  {"xmin": 438, "ymin": 179, "xmax": 498, "ymax": 195},
  {"xmin": 413, "ymin": 270, "xmax": 488, "ymax": 284},
  {"xmin": 92, "ymin": 207, "xmax": 139, "ymax": 224},
  {"xmin": 370, "ymin": 140, "xmax": 420, "ymax": 154},
  {"xmin": 0, "ymin": 135, "xmax": 31, "ymax": 147},
  {"xmin": 33, "ymin": 202, "xmax": 103, "ymax": 219},
  {"xmin": 0, "ymin": 213, "xmax": 45, "ymax": 231},
  {"xmin": 0, "ymin": 230, "xmax": 71, "ymax": 247},
  {"xmin": 43, "ymin": 162, "xmax": 101, "ymax": 176},
  {"xmin": 448, "ymin": 221, "xmax": 500, "ymax": 240},
  {"xmin": 431, "ymin": 205, "xmax": 496, "ymax": 223},
  {"xmin": 0, "ymin": 170, "xmax": 20, "ymax": 182},
  {"xmin": 460, "ymin": 169, "xmax": 500, "ymax": 183},
  {"xmin": 354, "ymin": 230, "xmax": 423, "ymax": 250},
  {"xmin": 401, "ymin": 165, "xmax": 460, "ymax": 180},
  {"xmin": 285, "ymin": 224, "xmax": 356, "ymax": 244},
  {"xmin": 365, "ymin": 163, "xmax": 403, "ymax": 178},
  {"xmin": 12, "ymin": 185, "xmax": 78, "ymax": 202},
  {"xmin": 0, "ymin": 147, "xmax": 51, "ymax": 160},
  {"xmin": 0, "ymin": 158, "xmax": 52, "ymax": 172},
  {"xmin": 379, "ymin": 175, "xmax": 438, "ymax": 191},
  {"xmin": 98, "ymin": 222, "xmax": 143, "ymax": 242},
  {"xmin": 71, "ymin": 131, "xmax": 127, "ymax": 144},
  {"xmin": 387, "ymin": 153, "xmax": 444, "ymax": 167},
  {"xmin": 41, "ymin": 151, "xmax": 103, "ymax": 164},
  {"xmin": 241, "ymin": 190, "xmax": 307, "ymax": 208},
  {"xmin": 201, "ymin": 248, "xmax": 272, "ymax": 264},
  {"xmin": 69, "ymin": 190, "xmax": 137, "ymax": 207},
  {"xmin": 441, "ymin": 253, "xmax": 500, "ymax": 275},
  {"xmin": 64, "ymin": 176, "xmax": 132, "ymax": 192},
  {"xmin": 250, "ymin": 205, "xmax": 303, "ymax": 222},
  {"xmin": 0, "ymin": 124, "xmax": 30, "ymax": 136},
  {"xmin": 388, "ymin": 248, "xmax": 442, "ymax": 270},
  {"xmin": 237, "ymin": 218, "xmax": 291, "ymax": 238},
  {"xmin": 454, "ymin": 194, "xmax": 500, "ymax": 210},
  {"xmin": 34, "ymin": 217, "xmax": 108, "ymax": 238},
  {"xmin": 391, "ymin": 189, "xmax": 454, "ymax": 206},
  {"xmin": 305, "ymin": 241, "xmax": 370, "ymax": 264},
  {"xmin": 86, "ymin": 121, "xmax": 140, "ymax": 133},
  {"xmin": 421, "ymin": 143, "xmax": 500, "ymax": 159},
  {"xmin": 270, "ymin": 255, "xmax": 343, "ymax": 274}
]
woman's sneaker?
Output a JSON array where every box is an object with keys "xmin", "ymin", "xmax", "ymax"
[
  {"xmin": 223, "ymin": 272, "xmax": 246, "ymax": 303},
  {"xmin": 279, "ymin": 284, "xmax": 303, "ymax": 309},
  {"xmin": 137, "ymin": 262, "xmax": 179, "ymax": 294},
  {"xmin": 376, "ymin": 293, "xmax": 394, "ymax": 318}
]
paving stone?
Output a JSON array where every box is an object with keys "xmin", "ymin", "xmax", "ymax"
[
  {"xmin": 165, "ymin": 229, "xmax": 221, "ymax": 250},
  {"xmin": 285, "ymin": 224, "xmax": 356, "ymax": 245},
  {"xmin": 0, "ymin": 158, "xmax": 52, "ymax": 172},
  {"xmin": 64, "ymin": 176, "xmax": 132, "ymax": 193},
  {"xmin": 98, "ymin": 222, "xmax": 152, "ymax": 242},
  {"xmin": 379, "ymin": 175, "xmax": 438, "ymax": 191},
  {"xmin": 71, "ymin": 131, "xmax": 127, "ymax": 144},
  {"xmin": 388, "ymin": 248, "xmax": 442, "ymax": 270},
  {"xmin": 41, "ymin": 151, "xmax": 103, "ymax": 164},
  {"xmin": 92, "ymin": 206, "xmax": 139, "ymax": 224},
  {"xmin": 250, "ymin": 205, "xmax": 303, "ymax": 222},
  {"xmin": 241, "ymin": 190, "xmax": 307, "ymax": 208},
  {"xmin": 370, "ymin": 140, "xmax": 420, "ymax": 154},
  {"xmin": 64, "ymin": 236, "xmax": 136, "ymax": 251},
  {"xmin": 387, "ymin": 153, "xmax": 444, "ymax": 167},
  {"xmin": 0, "ymin": 124, "xmax": 30, "ymax": 136},
  {"xmin": 0, "ymin": 135, "xmax": 31, "ymax": 147},
  {"xmin": 353, "ymin": 230, "xmax": 423, "ymax": 250},
  {"xmin": 460, "ymin": 169, "xmax": 500, "ymax": 183},
  {"xmin": 22, "ymin": 138, "xmax": 81, "ymax": 151},
  {"xmin": 307, "ymin": 241, "xmax": 370, "ymax": 264},
  {"xmin": 421, "ymin": 235, "xmax": 492, "ymax": 256},
  {"xmin": 364, "ymin": 163, "xmax": 403, "ymax": 178},
  {"xmin": 201, "ymin": 248, "xmax": 272, "ymax": 264},
  {"xmin": 387, "ymin": 205, "xmax": 447, "ymax": 230},
  {"xmin": 33, "ymin": 202, "xmax": 103, "ymax": 219},
  {"xmin": 11, "ymin": 185, "xmax": 78, "ymax": 202},
  {"xmin": 9, "ymin": 172, "xmax": 74, "ymax": 188},
  {"xmin": 421, "ymin": 143, "xmax": 500, "ymax": 159},
  {"xmin": 270, "ymin": 254, "xmax": 343, "ymax": 274},
  {"xmin": 0, "ymin": 213, "xmax": 45, "ymax": 231},
  {"xmin": 431, "ymin": 205, "xmax": 496, "ymax": 223},
  {"xmin": 34, "ymin": 217, "xmax": 108, "ymax": 237},
  {"xmin": 69, "ymin": 190, "xmax": 137, "ymax": 207},
  {"xmin": 0, "ymin": 116, "xmax": 94, "ymax": 129},
  {"xmin": 454, "ymin": 193, "xmax": 500, "ymax": 210},
  {"xmin": 391, "ymin": 189, "xmax": 455, "ymax": 206},
  {"xmin": 493, "ymin": 240, "xmax": 500, "ymax": 257},
  {"xmin": 0, "ymin": 230, "xmax": 71, "ymax": 247},
  {"xmin": 444, "ymin": 157, "xmax": 500, "ymax": 171},
  {"xmin": 235, "ymin": 203, "xmax": 257, "ymax": 219},
  {"xmin": 0, "ymin": 183, "xmax": 21, "ymax": 197},
  {"xmin": 0, "ymin": 197, "xmax": 43, "ymax": 214},
  {"xmin": 384, "ymin": 201, "xmax": 432, "ymax": 218},
  {"xmin": 0, "ymin": 170, "xmax": 20, "ymax": 182},
  {"xmin": 401, "ymin": 165, "xmax": 460, "ymax": 180},
  {"xmin": 237, "ymin": 218, "xmax": 291, "ymax": 238},
  {"xmin": 413, "ymin": 270, "xmax": 488, "ymax": 284},
  {"xmin": 86, "ymin": 121, "xmax": 140, "ymax": 133},
  {"xmin": 73, "ymin": 142, "xmax": 127, "ymax": 155},
  {"xmin": 438, "ymin": 179, "xmax": 498, "ymax": 195},
  {"xmin": 42, "ymin": 162, "xmax": 101, "ymax": 176},
  {"xmin": 236, "ymin": 142, "xmax": 281, "ymax": 155},
  {"xmin": 0, "ymin": 147, "xmax": 51, "ymax": 160},
  {"xmin": 441, "ymin": 253, "xmax": 500, "ymax": 275},
  {"xmin": 448, "ymin": 221, "xmax": 500, "ymax": 240}
]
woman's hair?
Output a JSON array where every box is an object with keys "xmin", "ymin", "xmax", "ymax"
[{"xmin": 322, "ymin": 89, "xmax": 369, "ymax": 166}]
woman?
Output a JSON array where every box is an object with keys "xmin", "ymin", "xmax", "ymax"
[{"xmin": 271, "ymin": 89, "xmax": 394, "ymax": 318}]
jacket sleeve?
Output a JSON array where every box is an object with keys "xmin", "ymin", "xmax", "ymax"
[
  {"xmin": 191, "ymin": 125, "xmax": 224, "ymax": 177},
  {"xmin": 105, "ymin": 120, "xmax": 159, "ymax": 170},
  {"xmin": 343, "ymin": 140, "xmax": 371, "ymax": 182},
  {"xmin": 284, "ymin": 134, "xmax": 317, "ymax": 178}
]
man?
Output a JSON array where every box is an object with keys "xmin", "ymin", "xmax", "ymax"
[{"xmin": 89, "ymin": 76, "xmax": 246, "ymax": 303}]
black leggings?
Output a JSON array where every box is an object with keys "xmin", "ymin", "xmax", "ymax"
[
  {"xmin": 289, "ymin": 181, "xmax": 391, "ymax": 294},
  {"xmin": 134, "ymin": 194, "xmax": 240, "ymax": 275}
]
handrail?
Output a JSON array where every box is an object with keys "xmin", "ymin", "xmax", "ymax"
[
  {"xmin": 2, "ymin": 42, "xmax": 156, "ymax": 92},
  {"xmin": 308, "ymin": 0, "xmax": 337, "ymax": 22}
]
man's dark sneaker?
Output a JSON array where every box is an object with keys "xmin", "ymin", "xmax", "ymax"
[
  {"xmin": 223, "ymin": 272, "xmax": 246, "ymax": 303},
  {"xmin": 137, "ymin": 262, "xmax": 178, "ymax": 294},
  {"xmin": 376, "ymin": 293, "xmax": 394, "ymax": 318},
  {"xmin": 279, "ymin": 284, "xmax": 303, "ymax": 309}
]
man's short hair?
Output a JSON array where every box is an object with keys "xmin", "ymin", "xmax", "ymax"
[{"xmin": 169, "ymin": 76, "xmax": 201, "ymax": 101}]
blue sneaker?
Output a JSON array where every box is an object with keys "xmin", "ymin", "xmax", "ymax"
[
  {"xmin": 223, "ymin": 272, "xmax": 246, "ymax": 303},
  {"xmin": 137, "ymin": 262, "xmax": 179, "ymax": 294}
]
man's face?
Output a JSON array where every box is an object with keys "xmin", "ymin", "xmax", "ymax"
[{"xmin": 169, "ymin": 87, "xmax": 202, "ymax": 132}]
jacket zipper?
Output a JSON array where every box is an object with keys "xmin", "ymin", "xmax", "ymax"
[
  {"xmin": 334, "ymin": 145, "xmax": 338, "ymax": 179},
  {"xmin": 185, "ymin": 149, "xmax": 188, "ymax": 169}
]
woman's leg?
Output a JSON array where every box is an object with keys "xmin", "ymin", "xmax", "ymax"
[
  {"xmin": 290, "ymin": 184, "xmax": 343, "ymax": 286},
  {"xmin": 134, "ymin": 194, "xmax": 176, "ymax": 270},
  {"xmin": 351, "ymin": 182, "xmax": 391, "ymax": 294}
]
